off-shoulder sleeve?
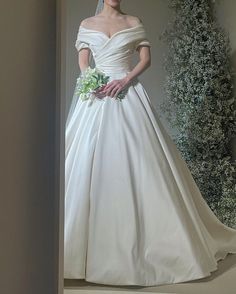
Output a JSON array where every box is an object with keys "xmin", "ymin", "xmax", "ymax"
[
  {"xmin": 75, "ymin": 29, "xmax": 90, "ymax": 52},
  {"xmin": 135, "ymin": 39, "xmax": 151, "ymax": 50},
  {"xmin": 133, "ymin": 23, "xmax": 151, "ymax": 50}
]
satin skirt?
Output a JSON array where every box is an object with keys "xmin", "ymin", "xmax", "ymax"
[{"xmin": 64, "ymin": 70, "xmax": 236, "ymax": 286}]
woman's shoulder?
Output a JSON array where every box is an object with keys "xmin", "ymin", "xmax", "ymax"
[
  {"xmin": 123, "ymin": 15, "xmax": 143, "ymax": 26},
  {"xmin": 80, "ymin": 16, "xmax": 96, "ymax": 28}
]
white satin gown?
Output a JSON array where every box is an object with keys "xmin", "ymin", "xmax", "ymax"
[{"xmin": 64, "ymin": 23, "xmax": 236, "ymax": 286}]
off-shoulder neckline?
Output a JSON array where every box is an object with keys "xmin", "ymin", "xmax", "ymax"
[{"xmin": 79, "ymin": 23, "xmax": 144, "ymax": 40}]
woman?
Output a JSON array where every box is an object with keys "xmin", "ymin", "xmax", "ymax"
[{"xmin": 64, "ymin": 0, "xmax": 236, "ymax": 286}]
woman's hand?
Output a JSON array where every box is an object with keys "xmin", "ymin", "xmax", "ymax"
[
  {"xmin": 95, "ymin": 76, "xmax": 131, "ymax": 99},
  {"xmin": 93, "ymin": 85, "xmax": 107, "ymax": 99}
]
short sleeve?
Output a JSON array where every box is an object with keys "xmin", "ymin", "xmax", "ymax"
[
  {"xmin": 135, "ymin": 39, "xmax": 151, "ymax": 51},
  {"xmin": 75, "ymin": 39, "xmax": 90, "ymax": 52},
  {"xmin": 75, "ymin": 27, "xmax": 90, "ymax": 52}
]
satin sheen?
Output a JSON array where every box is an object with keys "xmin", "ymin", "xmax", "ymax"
[{"xmin": 64, "ymin": 23, "xmax": 236, "ymax": 286}]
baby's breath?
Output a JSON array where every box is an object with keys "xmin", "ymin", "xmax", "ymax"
[{"xmin": 160, "ymin": 0, "xmax": 236, "ymax": 228}]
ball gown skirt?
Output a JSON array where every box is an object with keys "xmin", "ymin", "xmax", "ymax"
[{"xmin": 64, "ymin": 23, "xmax": 236, "ymax": 286}]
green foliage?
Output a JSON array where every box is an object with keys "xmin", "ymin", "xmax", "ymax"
[{"xmin": 160, "ymin": 0, "xmax": 236, "ymax": 228}]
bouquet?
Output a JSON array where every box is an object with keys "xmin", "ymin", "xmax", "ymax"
[{"xmin": 75, "ymin": 66, "xmax": 127, "ymax": 103}]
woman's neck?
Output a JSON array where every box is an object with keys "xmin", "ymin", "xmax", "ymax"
[{"xmin": 100, "ymin": 3, "xmax": 123, "ymax": 18}]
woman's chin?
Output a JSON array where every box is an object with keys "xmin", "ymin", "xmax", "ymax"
[{"xmin": 106, "ymin": 0, "xmax": 122, "ymax": 7}]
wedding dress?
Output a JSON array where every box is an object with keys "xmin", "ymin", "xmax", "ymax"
[{"xmin": 64, "ymin": 23, "xmax": 236, "ymax": 286}]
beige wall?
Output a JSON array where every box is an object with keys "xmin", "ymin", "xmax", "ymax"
[
  {"xmin": 217, "ymin": 0, "xmax": 236, "ymax": 50},
  {"xmin": 0, "ymin": 1, "xmax": 58, "ymax": 293}
]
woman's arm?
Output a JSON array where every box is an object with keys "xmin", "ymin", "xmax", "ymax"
[
  {"xmin": 97, "ymin": 45, "xmax": 151, "ymax": 98},
  {"xmin": 78, "ymin": 47, "xmax": 91, "ymax": 73},
  {"xmin": 126, "ymin": 45, "xmax": 151, "ymax": 83}
]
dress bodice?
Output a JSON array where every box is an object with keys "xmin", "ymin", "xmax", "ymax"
[{"xmin": 75, "ymin": 23, "xmax": 151, "ymax": 75}]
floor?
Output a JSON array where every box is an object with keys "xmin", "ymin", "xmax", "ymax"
[{"xmin": 64, "ymin": 253, "xmax": 236, "ymax": 294}]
